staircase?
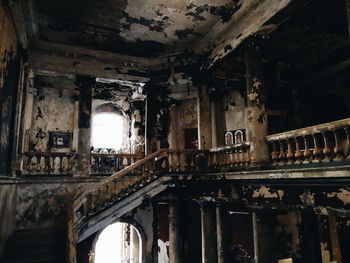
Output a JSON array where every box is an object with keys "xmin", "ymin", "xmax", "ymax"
[{"xmin": 2, "ymin": 228, "xmax": 65, "ymax": 263}]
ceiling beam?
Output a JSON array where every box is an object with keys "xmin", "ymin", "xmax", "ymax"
[{"xmin": 195, "ymin": 0, "xmax": 295, "ymax": 69}]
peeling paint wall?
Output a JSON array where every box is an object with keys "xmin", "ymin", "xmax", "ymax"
[
  {"xmin": 168, "ymin": 98, "xmax": 197, "ymax": 149},
  {"xmin": 30, "ymin": 75, "xmax": 76, "ymax": 152},
  {"xmin": 222, "ymin": 90, "xmax": 247, "ymax": 140},
  {"xmin": 16, "ymin": 181, "xmax": 92, "ymax": 228},
  {"xmin": 0, "ymin": 3, "xmax": 20, "ymax": 175}
]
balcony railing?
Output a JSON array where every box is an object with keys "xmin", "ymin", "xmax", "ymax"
[
  {"xmin": 23, "ymin": 152, "xmax": 78, "ymax": 175},
  {"xmin": 266, "ymin": 118, "xmax": 350, "ymax": 165},
  {"xmin": 168, "ymin": 143, "xmax": 251, "ymax": 172},
  {"xmin": 91, "ymin": 153, "xmax": 144, "ymax": 175}
]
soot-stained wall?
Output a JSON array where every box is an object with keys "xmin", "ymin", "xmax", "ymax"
[
  {"xmin": 168, "ymin": 98, "xmax": 197, "ymax": 149},
  {"xmin": 0, "ymin": 3, "xmax": 20, "ymax": 175},
  {"xmin": 30, "ymin": 75, "xmax": 76, "ymax": 152}
]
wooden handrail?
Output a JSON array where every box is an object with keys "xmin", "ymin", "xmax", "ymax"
[{"xmin": 74, "ymin": 149, "xmax": 168, "ymax": 206}]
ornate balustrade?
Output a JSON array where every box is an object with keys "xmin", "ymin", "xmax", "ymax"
[
  {"xmin": 73, "ymin": 149, "xmax": 169, "ymax": 225},
  {"xmin": 266, "ymin": 118, "xmax": 350, "ymax": 165},
  {"xmin": 23, "ymin": 152, "xmax": 78, "ymax": 175},
  {"xmin": 168, "ymin": 143, "xmax": 251, "ymax": 172},
  {"xmin": 91, "ymin": 153, "xmax": 144, "ymax": 175}
]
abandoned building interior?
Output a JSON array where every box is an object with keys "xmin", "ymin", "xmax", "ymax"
[{"xmin": 1, "ymin": 0, "xmax": 350, "ymax": 262}]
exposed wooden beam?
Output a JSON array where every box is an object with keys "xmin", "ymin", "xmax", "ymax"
[{"xmin": 195, "ymin": 0, "xmax": 296, "ymax": 68}]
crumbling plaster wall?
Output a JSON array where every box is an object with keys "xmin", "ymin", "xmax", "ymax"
[
  {"xmin": 30, "ymin": 76, "xmax": 76, "ymax": 152},
  {"xmin": 216, "ymin": 89, "xmax": 248, "ymax": 146},
  {"xmin": 16, "ymin": 180, "xmax": 96, "ymax": 229},
  {"xmin": 0, "ymin": 3, "xmax": 21, "ymax": 175},
  {"xmin": 168, "ymin": 98, "xmax": 197, "ymax": 149}
]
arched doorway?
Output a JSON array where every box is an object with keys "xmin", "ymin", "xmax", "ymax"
[{"xmin": 94, "ymin": 222, "xmax": 142, "ymax": 263}]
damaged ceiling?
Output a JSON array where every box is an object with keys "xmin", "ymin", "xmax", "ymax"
[{"xmin": 34, "ymin": 0, "xmax": 238, "ymax": 57}]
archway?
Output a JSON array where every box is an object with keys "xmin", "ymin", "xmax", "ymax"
[{"xmin": 94, "ymin": 222, "xmax": 142, "ymax": 263}]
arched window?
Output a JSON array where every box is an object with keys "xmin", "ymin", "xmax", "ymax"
[
  {"xmin": 91, "ymin": 112, "xmax": 124, "ymax": 151},
  {"xmin": 94, "ymin": 222, "xmax": 142, "ymax": 263}
]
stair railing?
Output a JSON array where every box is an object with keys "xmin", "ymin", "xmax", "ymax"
[{"xmin": 72, "ymin": 149, "xmax": 169, "ymax": 225}]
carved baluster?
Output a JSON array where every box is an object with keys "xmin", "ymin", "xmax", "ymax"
[
  {"xmin": 322, "ymin": 132, "xmax": 334, "ymax": 162},
  {"xmin": 271, "ymin": 141, "xmax": 279, "ymax": 165},
  {"xmin": 312, "ymin": 133, "xmax": 322, "ymax": 162},
  {"xmin": 211, "ymin": 151, "xmax": 217, "ymax": 168},
  {"xmin": 226, "ymin": 149, "xmax": 231, "ymax": 167},
  {"xmin": 59, "ymin": 156, "xmax": 64, "ymax": 174},
  {"xmin": 236, "ymin": 147, "xmax": 241, "ymax": 167},
  {"xmin": 44, "ymin": 155, "xmax": 50, "ymax": 173},
  {"xmin": 294, "ymin": 137, "xmax": 302, "ymax": 164},
  {"xmin": 286, "ymin": 138, "xmax": 295, "ymax": 164},
  {"xmin": 344, "ymin": 127, "xmax": 350, "ymax": 160},
  {"xmin": 176, "ymin": 152, "xmax": 181, "ymax": 172},
  {"xmin": 245, "ymin": 145, "xmax": 251, "ymax": 166},
  {"xmin": 228, "ymin": 148, "xmax": 234, "ymax": 167},
  {"xmin": 333, "ymin": 130, "xmax": 344, "ymax": 162},
  {"xmin": 278, "ymin": 141, "xmax": 286, "ymax": 165},
  {"xmin": 302, "ymin": 136, "xmax": 312, "ymax": 164}
]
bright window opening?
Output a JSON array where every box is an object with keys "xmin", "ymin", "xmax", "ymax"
[{"xmin": 92, "ymin": 113, "xmax": 124, "ymax": 150}]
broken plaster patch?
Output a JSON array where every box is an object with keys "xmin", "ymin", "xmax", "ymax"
[
  {"xmin": 252, "ymin": 186, "xmax": 284, "ymax": 201},
  {"xmin": 327, "ymin": 188, "xmax": 350, "ymax": 205}
]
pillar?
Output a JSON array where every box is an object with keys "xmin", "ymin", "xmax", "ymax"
[
  {"xmin": 216, "ymin": 205, "xmax": 228, "ymax": 263},
  {"xmin": 245, "ymin": 43, "xmax": 269, "ymax": 166},
  {"xmin": 75, "ymin": 75, "xmax": 94, "ymax": 177},
  {"xmin": 201, "ymin": 202, "xmax": 217, "ymax": 263},
  {"xmin": 72, "ymin": 98, "xmax": 79, "ymax": 152},
  {"xmin": 21, "ymin": 69, "xmax": 35, "ymax": 154},
  {"xmin": 169, "ymin": 203, "xmax": 181, "ymax": 263},
  {"xmin": 145, "ymin": 85, "xmax": 157, "ymax": 155},
  {"xmin": 328, "ymin": 215, "xmax": 343, "ymax": 263},
  {"xmin": 346, "ymin": 0, "xmax": 350, "ymax": 35},
  {"xmin": 211, "ymin": 102, "xmax": 218, "ymax": 148},
  {"xmin": 198, "ymin": 85, "xmax": 212, "ymax": 149},
  {"xmin": 130, "ymin": 226, "xmax": 140, "ymax": 263}
]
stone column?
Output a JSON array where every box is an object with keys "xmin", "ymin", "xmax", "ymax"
[
  {"xmin": 346, "ymin": 0, "xmax": 350, "ymax": 36},
  {"xmin": 75, "ymin": 75, "xmax": 94, "ymax": 177},
  {"xmin": 211, "ymin": 102, "xmax": 218, "ymax": 148},
  {"xmin": 21, "ymin": 69, "xmax": 36, "ymax": 154},
  {"xmin": 201, "ymin": 202, "xmax": 217, "ymax": 263},
  {"xmin": 169, "ymin": 203, "xmax": 181, "ymax": 263},
  {"xmin": 216, "ymin": 205, "xmax": 228, "ymax": 263},
  {"xmin": 145, "ymin": 85, "xmax": 157, "ymax": 155},
  {"xmin": 72, "ymin": 98, "xmax": 79, "ymax": 152},
  {"xmin": 198, "ymin": 85, "xmax": 212, "ymax": 149},
  {"xmin": 130, "ymin": 226, "xmax": 140, "ymax": 263},
  {"xmin": 245, "ymin": 43, "xmax": 269, "ymax": 166}
]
